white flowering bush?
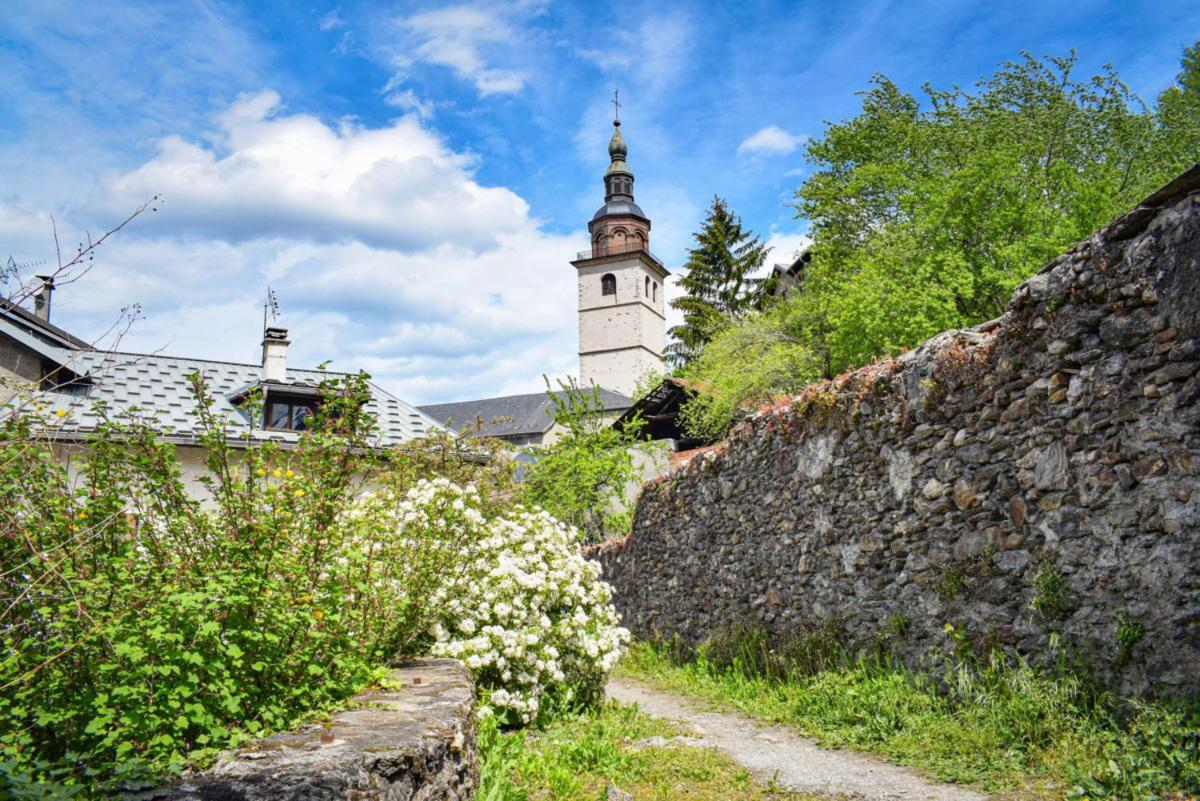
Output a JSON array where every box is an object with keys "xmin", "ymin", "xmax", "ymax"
[{"xmin": 367, "ymin": 478, "xmax": 628, "ymax": 723}]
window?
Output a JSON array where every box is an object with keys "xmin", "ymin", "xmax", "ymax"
[
  {"xmin": 653, "ymin": 282, "xmax": 658, "ymax": 302},
  {"xmin": 265, "ymin": 395, "xmax": 318, "ymax": 431},
  {"xmin": 645, "ymin": 276, "xmax": 650, "ymax": 296},
  {"xmin": 601, "ymin": 273, "xmax": 616, "ymax": 296}
]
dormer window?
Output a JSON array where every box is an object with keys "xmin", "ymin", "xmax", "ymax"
[
  {"xmin": 265, "ymin": 393, "xmax": 318, "ymax": 431},
  {"xmin": 601, "ymin": 273, "xmax": 616, "ymax": 296}
]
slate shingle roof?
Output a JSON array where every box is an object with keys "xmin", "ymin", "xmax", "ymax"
[
  {"xmin": 419, "ymin": 388, "xmax": 632, "ymax": 439},
  {"xmin": 10, "ymin": 346, "xmax": 442, "ymax": 448}
]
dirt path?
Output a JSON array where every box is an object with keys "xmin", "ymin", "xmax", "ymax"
[{"xmin": 607, "ymin": 676, "xmax": 988, "ymax": 801}]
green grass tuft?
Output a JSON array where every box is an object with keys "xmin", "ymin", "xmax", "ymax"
[{"xmin": 619, "ymin": 638, "xmax": 1200, "ymax": 800}]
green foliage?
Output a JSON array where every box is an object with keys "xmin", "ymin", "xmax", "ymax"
[
  {"xmin": 623, "ymin": 638, "xmax": 1200, "ymax": 800},
  {"xmin": 666, "ymin": 197, "xmax": 772, "ymax": 368},
  {"xmin": 792, "ymin": 48, "xmax": 1200, "ymax": 374},
  {"xmin": 1114, "ymin": 612, "xmax": 1144, "ymax": 670},
  {"xmin": 678, "ymin": 297, "xmax": 824, "ymax": 440},
  {"xmin": 936, "ymin": 566, "xmax": 967, "ymax": 599},
  {"xmin": 1072, "ymin": 701, "xmax": 1200, "ymax": 801},
  {"xmin": 0, "ymin": 373, "xmax": 471, "ymax": 791},
  {"xmin": 520, "ymin": 378, "xmax": 645, "ymax": 543},
  {"xmin": 693, "ymin": 619, "xmax": 845, "ymax": 682},
  {"xmin": 1031, "ymin": 560, "xmax": 1071, "ymax": 620}
]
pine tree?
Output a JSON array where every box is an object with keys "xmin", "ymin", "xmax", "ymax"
[{"xmin": 666, "ymin": 197, "xmax": 769, "ymax": 367}]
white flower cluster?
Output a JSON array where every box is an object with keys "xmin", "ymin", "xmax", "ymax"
[{"xmin": 381, "ymin": 479, "xmax": 631, "ymax": 723}]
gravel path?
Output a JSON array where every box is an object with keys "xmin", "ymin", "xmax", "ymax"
[{"xmin": 607, "ymin": 676, "xmax": 989, "ymax": 801}]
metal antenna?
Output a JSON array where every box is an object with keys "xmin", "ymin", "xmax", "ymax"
[
  {"xmin": 612, "ymin": 88, "xmax": 621, "ymax": 122},
  {"xmin": 263, "ymin": 286, "xmax": 280, "ymax": 333}
]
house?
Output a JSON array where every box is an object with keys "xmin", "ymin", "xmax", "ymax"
[
  {"xmin": 1, "ymin": 288, "xmax": 442, "ymax": 494},
  {"xmin": 610, "ymin": 376, "xmax": 707, "ymax": 450},
  {"xmin": 419, "ymin": 387, "xmax": 632, "ymax": 448},
  {"xmin": 769, "ymin": 249, "xmax": 811, "ymax": 299},
  {"xmin": 0, "ymin": 279, "xmax": 92, "ymax": 403}
]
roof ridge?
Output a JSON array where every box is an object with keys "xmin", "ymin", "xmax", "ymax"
[{"xmin": 84, "ymin": 348, "xmax": 356, "ymax": 375}]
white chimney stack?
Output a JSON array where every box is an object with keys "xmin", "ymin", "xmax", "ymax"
[
  {"xmin": 261, "ymin": 326, "xmax": 289, "ymax": 382},
  {"xmin": 33, "ymin": 275, "xmax": 54, "ymax": 322}
]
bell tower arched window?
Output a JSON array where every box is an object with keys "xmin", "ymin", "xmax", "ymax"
[{"xmin": 601, "ymin": 273, "xmax": 617, "ymax": 296}]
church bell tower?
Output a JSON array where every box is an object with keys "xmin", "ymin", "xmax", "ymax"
[{"xmin": 571, "ymin": 96, "xmax": 668, "ymax": 397}]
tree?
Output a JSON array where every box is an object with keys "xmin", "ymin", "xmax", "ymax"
[
  {"xmin": 666, "ymin": 197, "xmax": 770, "ymax": 367},
  {"xmin": 520, "ymin": 378, "xmax": 644, "ymax": 543},
  {"xmin": 1155, "ymin": 39, "xmax": 1200, "ymax": 170},
  {"xmin": 791, "ymin": 50, "xmax": 1198, "ymax": 374},
  {"xmin": 678, "ymin": 297, "xmax": 823, "ymax": 440}
]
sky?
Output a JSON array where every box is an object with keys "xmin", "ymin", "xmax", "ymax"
[{"xmin": 1, "ymin": 0, "xmax": 1197, "ymax": 404}]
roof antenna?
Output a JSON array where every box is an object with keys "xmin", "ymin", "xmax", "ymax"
[{"xmin": 263, "ymin": 286, "xmax": 280, "ymax": 333}]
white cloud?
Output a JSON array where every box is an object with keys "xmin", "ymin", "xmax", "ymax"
[
  {"xmin": 576, "ymin": 11, "xmax": 693, "ymax": 97},
  {"xmin": 319, "ymin": 10, "xmax": 345, "ymax": 31},
  {"xmin": 389, "ymin": 2, "xmax": 544, "ymax": 96},
  {"xmin": 737, "ymin": 125, "xmax": 806, "ymax": 156},
  {"xmin": 66, "ymin": 228, "xmax": 582, "ymax": 403},
  {"xmin": 97, "ymin": 90, "xmax": 529, "ymax": 253},
  {"xmin": 383, "ymin": 86, "xmax": 436, "ymax": 120},
  {"xmin": 6, "ymin": 90, "xmax": 593, "ymax": 404}
]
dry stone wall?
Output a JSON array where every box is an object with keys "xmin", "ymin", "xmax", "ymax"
[
  {"xmin": 592, "ymin": 166, "xmax": 1200, "ymax": 697},
  {"xmin": 143, "ymin": 659, "xmax": 477, "ymax": 801}
]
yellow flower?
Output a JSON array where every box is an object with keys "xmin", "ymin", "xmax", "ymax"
[
  {"xmin": 256, "ymin": 468, "xmax": 266, "ymax": 477},
  {"xmin": 283, "ymin": 510, "xmax": 293, "ymax": 519},
  {"xmin": 285, "ymin": 469, "xmax": 295, "ymax": 479},
  {"xmin": 55, "ymin": 409, "xmax": 67, "ymax": 418},
  {"xmin": 77, "ymin": 511, "xmax": 88, "ymax": 520},
  {"xmin": 272, "ymin": 468, "xmax": 283, "ymax": 479},
  {"xmin": 313, "ymin": 610, "xmax": 325, "ymax": 621},
  {"xmin": 293, "ymin": 488, "xmax": 304, "ymax": 498}
]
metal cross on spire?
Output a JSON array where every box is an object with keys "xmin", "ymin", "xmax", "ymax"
[{"xmin": 612, "ymin": 88, "xmax": 621, "ymax": 122}]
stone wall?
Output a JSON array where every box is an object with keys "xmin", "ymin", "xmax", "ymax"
[
  {"xmin": 143, "ymin": 659, "xmax": 477, "ymax": 801},
  {"xmin": 591, "ymin": 166, "xmax": 1200, "ymax": 697}
]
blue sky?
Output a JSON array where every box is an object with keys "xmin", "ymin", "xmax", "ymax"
[{"xmin": 1, "ymin": 0, "xmax": 1196, "ymax": 403}]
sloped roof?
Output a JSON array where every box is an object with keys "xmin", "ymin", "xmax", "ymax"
[
  {"xmin": 0, "ymin": 299, "xmax": 94, "ymax": 350},
  {"xmin": 420, "ymin": 388, "xmax": 632, "ymax": 438},
  {"xmin": 8, "ymin": 348, "xmax": 442, "ymax": 448}
]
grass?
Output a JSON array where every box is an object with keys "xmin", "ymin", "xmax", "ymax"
[
  {"xmin": 476, "ymin": 699, "xmax": 826, "ymax": 800},
  {"xmin": 617, "ymin": 640, "xmax": 1200, "ymax": 801}
]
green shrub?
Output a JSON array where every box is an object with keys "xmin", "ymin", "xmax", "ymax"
[
  {"xmin": 521, "ymin": 379, "xmax": 646, "ymax": 543},
  {"xmin": 0, "ymin": 373, "xmax": 457, "ymax": 790},
  {"xmin": 698, "ymin": 619, "xmax": 845, "ymax": 682}
]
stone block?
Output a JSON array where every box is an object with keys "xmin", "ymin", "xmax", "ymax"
[{"xmin": 142, "ymin": 660, "xmax": 477, "ymax": 801}]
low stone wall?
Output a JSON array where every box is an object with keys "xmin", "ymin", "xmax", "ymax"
[
  {"xmin": 591, "ymin": 166, "xmax": 1200, "ymax": 697},
  {"xmin": 143, "ymin": 659, "xmax": 477, "ymax": 800}
]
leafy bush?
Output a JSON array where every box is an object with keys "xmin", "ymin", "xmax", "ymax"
[
  {"xmin": 678, "ymin": 298, "xmax": 824, "ymax": 440},
  {"xmin": 0, "ymin": 374, "xmax": 468, "ymax": 790},
  {"xmin": 521, "ymin": 380, "xmax": 646, "ymax": 543},
  {"xmin": 404, "ymin": 479, "xmax": 630, "ymax": 724}
]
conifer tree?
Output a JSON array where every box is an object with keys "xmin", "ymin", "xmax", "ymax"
[{"xmin": 666, "ymin": 197, "xmax": 769, "ymax": 367}]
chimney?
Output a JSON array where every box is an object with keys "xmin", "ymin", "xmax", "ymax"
[
  {"xmin": 33, "ymin": 275, "xmax": 54, "ymax": 322},
  {"xmin": 261, "ymin": 326, "xmax": 289, "ymax": 382}
]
